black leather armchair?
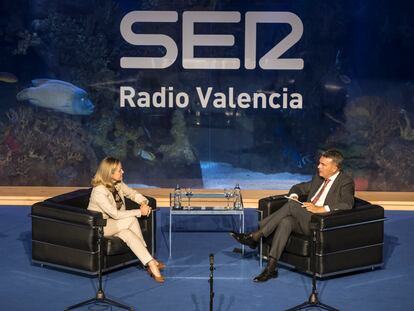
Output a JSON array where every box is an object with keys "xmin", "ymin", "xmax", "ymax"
[
  {"xmin": 258, "ymin": 195, "xmax": 385, "ymax": 278},
  {"xmin": 31, "ymin": 188, "xmax": 156, "ymax": 275}
]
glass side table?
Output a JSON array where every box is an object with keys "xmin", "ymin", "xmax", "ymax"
[{"xmin": 169, "ymin": 191, "xmax": 245, "ymax": 258}]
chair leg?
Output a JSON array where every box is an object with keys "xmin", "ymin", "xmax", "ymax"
[
  {"xmin": 285, "ymin": 229, "xmax": 339, "ymax": 311},
  {"xmin": 65, "ymin": 226, "xmax": 134, "ymax": 311}
]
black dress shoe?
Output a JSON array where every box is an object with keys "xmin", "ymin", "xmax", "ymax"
[
  {"xmin": 253, "ymin": 268, "xmax": 278, "ymax": 282},
  {"xmin": 230, "ymin": 231, "xmax": 258, "ymax": 249}
]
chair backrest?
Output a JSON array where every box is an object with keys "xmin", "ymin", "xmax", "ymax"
[{"xmin": 45, "ymin": 188, "xmax": 92, "ymax": 209}]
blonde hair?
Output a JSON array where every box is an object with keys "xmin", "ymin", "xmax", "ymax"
[{"xmin": 91, "ymin": 157, "xmax": 121, "ymax": 189}]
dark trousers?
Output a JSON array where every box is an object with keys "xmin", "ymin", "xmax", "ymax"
[{"xmin": 259, "ymin": 201, "xmax": 312, "ymax": 260}]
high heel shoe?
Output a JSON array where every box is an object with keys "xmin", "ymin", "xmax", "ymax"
[
  {"xmin": 146, "ymin": 266, "xmax": 165, "ymax": 283},
  {"xmin": 157, "ymin": 261, "xmax": 166, "ymax": 270}
]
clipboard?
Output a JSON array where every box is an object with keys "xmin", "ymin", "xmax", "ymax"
[{"xmin": 284, "ymin": 195, "xmax": 304, "ymax": 205}]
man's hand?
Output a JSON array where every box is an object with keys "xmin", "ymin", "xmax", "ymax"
[
  {"xmin": 140, "ymin": 204, "xmax": 151, "ymax": 217},
  {"xmin": 302, "ymin": 202, "xmax": 326, "ymax": 214},
  {"xmin": 289, "ymin": 194, "xmax": 299, "ymax": 200}
]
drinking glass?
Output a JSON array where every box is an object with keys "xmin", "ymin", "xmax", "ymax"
[
  {"xmin": 224, "ymin": 189, "xmax": 233, "ymax": 209},
  {"xmin": 185, "ymin": 188, "xmax": 193, "ymax": 209}
]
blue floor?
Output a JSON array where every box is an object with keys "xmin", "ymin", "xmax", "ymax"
[{"xmin": 0, "ymin": 206, "xmax": 413, "ymax": 310}]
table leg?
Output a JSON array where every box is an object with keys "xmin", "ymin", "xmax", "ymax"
[
  {"xmin": 169, "ymin": 209, "xmax": 172, "ymax": 258},
  {"xmin": 241, "ymin": 212, "xmax": 245, "ymax": 255}
]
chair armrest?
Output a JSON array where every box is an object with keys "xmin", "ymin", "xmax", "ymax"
[
  {"xmin": 125, "ymin": 195, "xmax": 157, "ymax": 210},
  {"xmin": 258, "ymin": 195, "xmax": 288, "ymax": 219},
  {"xmin": 310, "ymin": 204, "xmax": 385, "ymax": 230},
  {"xmin": 259, "ymin": 195, "xmax": 385, "ymax": 230},
  {"xmin": 31, "ymin": 201, "xmax": 106, "ymax": 227}
]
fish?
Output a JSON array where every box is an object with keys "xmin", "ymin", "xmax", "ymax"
[
  {"xmin": 16, "ymin": 79, "xmax": 94, "ymax": 115},
  {"xmin": 89, "ymin": 76, "xmax": 141, "ymax": 94},
  {"xmin": 339, "ymin": 74, "xmax": 351, "ymax": 84},
  {"xmin": 88, "ymin": 77, "xmax": 139, "ymax": 87},
  {"xmin": 142, "ymin": 126, "xmax": 152, "ymax": 140},
  {"xmin": 324, "ymin": 112, "xmax": 346, "ymax": 126},
  {"xmin": 335, "ymin": 50, "xmax": 342, "ymax": 69},
  {"xmin": 323, "ymin": 83, "xmax": 344, "ymax": 91},
  {"xmin": 282, "ymin": 147, "xmax": 312, "ymax": 168},
  {"xmin": 136, "ymin": 149, "xmax": 156, "ymax": 161},
  {"xmin": 0, "ymin": 72, "xmax": 18, "ymax": 83}
]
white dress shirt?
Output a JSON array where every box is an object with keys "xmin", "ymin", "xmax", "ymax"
[
  {"xmin": 311, "ymin": 171, "xmax": 340, "ymax": 211},
  {"xmin": 290, "ymin": 171, "xmax": 340, "ymax": 212}
]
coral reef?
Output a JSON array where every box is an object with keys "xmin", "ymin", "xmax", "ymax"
[
  {"xmin": 372, "ymin": 139, "xmax": 414, "ymax": 191},
  {"xmin": 31, "ymin": 1, "xmax": 118, "ymax": 87},
  {"xmin": 399, "ymin": 109, "xmax": 414, "ymax": 141},
  {"xmin": 89, "ymin": 109, "xmax": 147, "ymax": 160},
  {"xmin": 325, "ymin": 96, "xmax": 414, "ymax": 190},
  {"xmin": 158, "ymin": 110, "xmax": 197, "ymax": 166},
  {"xmin": 12, "ymin": 30, "xmax": 42, "ymax": 55},
  {"xmin": 0, "ymin": 107, "xmax": 97, "ymax": 185}
]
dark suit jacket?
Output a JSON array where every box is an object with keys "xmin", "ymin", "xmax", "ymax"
[{"xmin": 288, "ymin": 171, "xmax": 355, "ymax": 211}]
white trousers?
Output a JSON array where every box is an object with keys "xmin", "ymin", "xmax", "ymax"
[{"xmin": 104, "ymin": 216, "xmax": 153, "ymax": 266}]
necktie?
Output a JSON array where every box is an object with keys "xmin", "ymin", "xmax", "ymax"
[{"xmin": 311, "ymin": 179, "xmax": 330, "ymax": 204}]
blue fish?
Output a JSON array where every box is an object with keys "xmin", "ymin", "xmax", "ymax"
[
  {"xmin": 16, "ymin": 79, "xmax": 94, "ymax": 115},
  {"xmin": 282, "ymin": 146, "xmax": 312, "ymax": 169},
  {"xmin": 136, "ymin": 149, "xmax": 156, "ymax": 161}
]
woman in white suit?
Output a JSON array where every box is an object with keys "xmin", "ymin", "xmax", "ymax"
[{"xmin": 88, "ymin": 157, "xmax": 165, "ymax": 283}]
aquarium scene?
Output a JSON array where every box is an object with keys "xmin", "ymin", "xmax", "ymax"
[{"xmin": 0, "ymin": 0, "xmax": 413, "ymax": 190}]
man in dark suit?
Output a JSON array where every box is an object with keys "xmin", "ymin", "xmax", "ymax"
[{"xmin": 230, "ymin": 149, "xmax": 355, "ymax": 282}]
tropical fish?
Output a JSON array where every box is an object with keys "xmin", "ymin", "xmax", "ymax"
[
  {"xmin": 324, "ymin": 112, "xmax": 346, "ymax": 126},
  {"xmin": 89, "ymin": 77, "xmax": 139, "ymax": 87},
  {"xmin": 324, "ymin": 82, "xmax": 344, "ymax": 91},
  {"xmin": 142, "ymin": 126, "xmax": 152, "ymax": 140},
  {"xmin": 0, "ymin": 72, "xmax": 18, "ymax": 83},
  {"xmin": 89, "ymin": 77, "xmax": 141, "ymax": 94},
  {"xmin": 339, "ymin": 74, "xmax": 351, "ymax": 84},
  {"xmin": 16, "ymin": 79, "xmax": 94, "ymax": 115},
  {"xmin": 282, "ymin": 147, "xmax": 312, "ymax": 168},
  {"xmin": 136, "ymin": 149, "xmax": 156, "ymax": 161}
]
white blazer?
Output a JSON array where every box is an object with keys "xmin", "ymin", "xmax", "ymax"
[{"xmin": 88, "ymin": 182, "xmax": 149, "ymax": 219}]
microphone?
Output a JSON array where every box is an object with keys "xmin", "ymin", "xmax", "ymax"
[{"xmin": 209, "ymin": 253, "xmax": 215, "ymax": 311}]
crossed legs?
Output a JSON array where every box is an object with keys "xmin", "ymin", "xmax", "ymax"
[
  {"xmin": 105, "ymin": 217, "xmax": 152, "ymax": 265},
  {"xmin": 230, "ymin": 201, "xmax": 312, "ymax": 282},
  {"xmin": 104, "ymin": 216, "xmax": 164, "ymax": 282},
  {"xmin": 260, "ymin": 201, "xmax": 311, "ymax": 260}
]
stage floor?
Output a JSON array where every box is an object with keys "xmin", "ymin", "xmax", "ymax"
[{"xmin": 0, "ymin": 206, "xmax": 413, "ymax": 310}]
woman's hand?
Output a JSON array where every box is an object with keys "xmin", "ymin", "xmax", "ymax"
[{"xmin": 140, "ymin": 204, "xmax": 151, "ymax": 217}]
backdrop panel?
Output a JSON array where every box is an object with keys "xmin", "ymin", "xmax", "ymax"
[{"xmin": 0, "ymin": 0, "xmax": 413, "ymax": 190}]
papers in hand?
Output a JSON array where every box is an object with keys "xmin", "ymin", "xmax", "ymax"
[{"xmin": 284, "ymin": 195, "xmax": 304, "ymax": 205}]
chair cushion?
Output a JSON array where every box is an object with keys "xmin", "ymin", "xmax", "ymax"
[{"xmin": 104, "ymin": 236, "xmax": 131, "ymax": 256}]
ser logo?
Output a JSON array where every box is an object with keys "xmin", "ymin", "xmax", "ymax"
[{"xmin": 120, "ymin": 11, "xmax": 304, "ymax": 70}]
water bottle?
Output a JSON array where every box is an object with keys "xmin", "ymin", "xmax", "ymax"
[
  {"xmin": 233, "ymin": 183, "xmax": 242, "ymax": 209},
  {"xmin": 173, "ymin": 184, "xmax": 182, "ymax": 209}
]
